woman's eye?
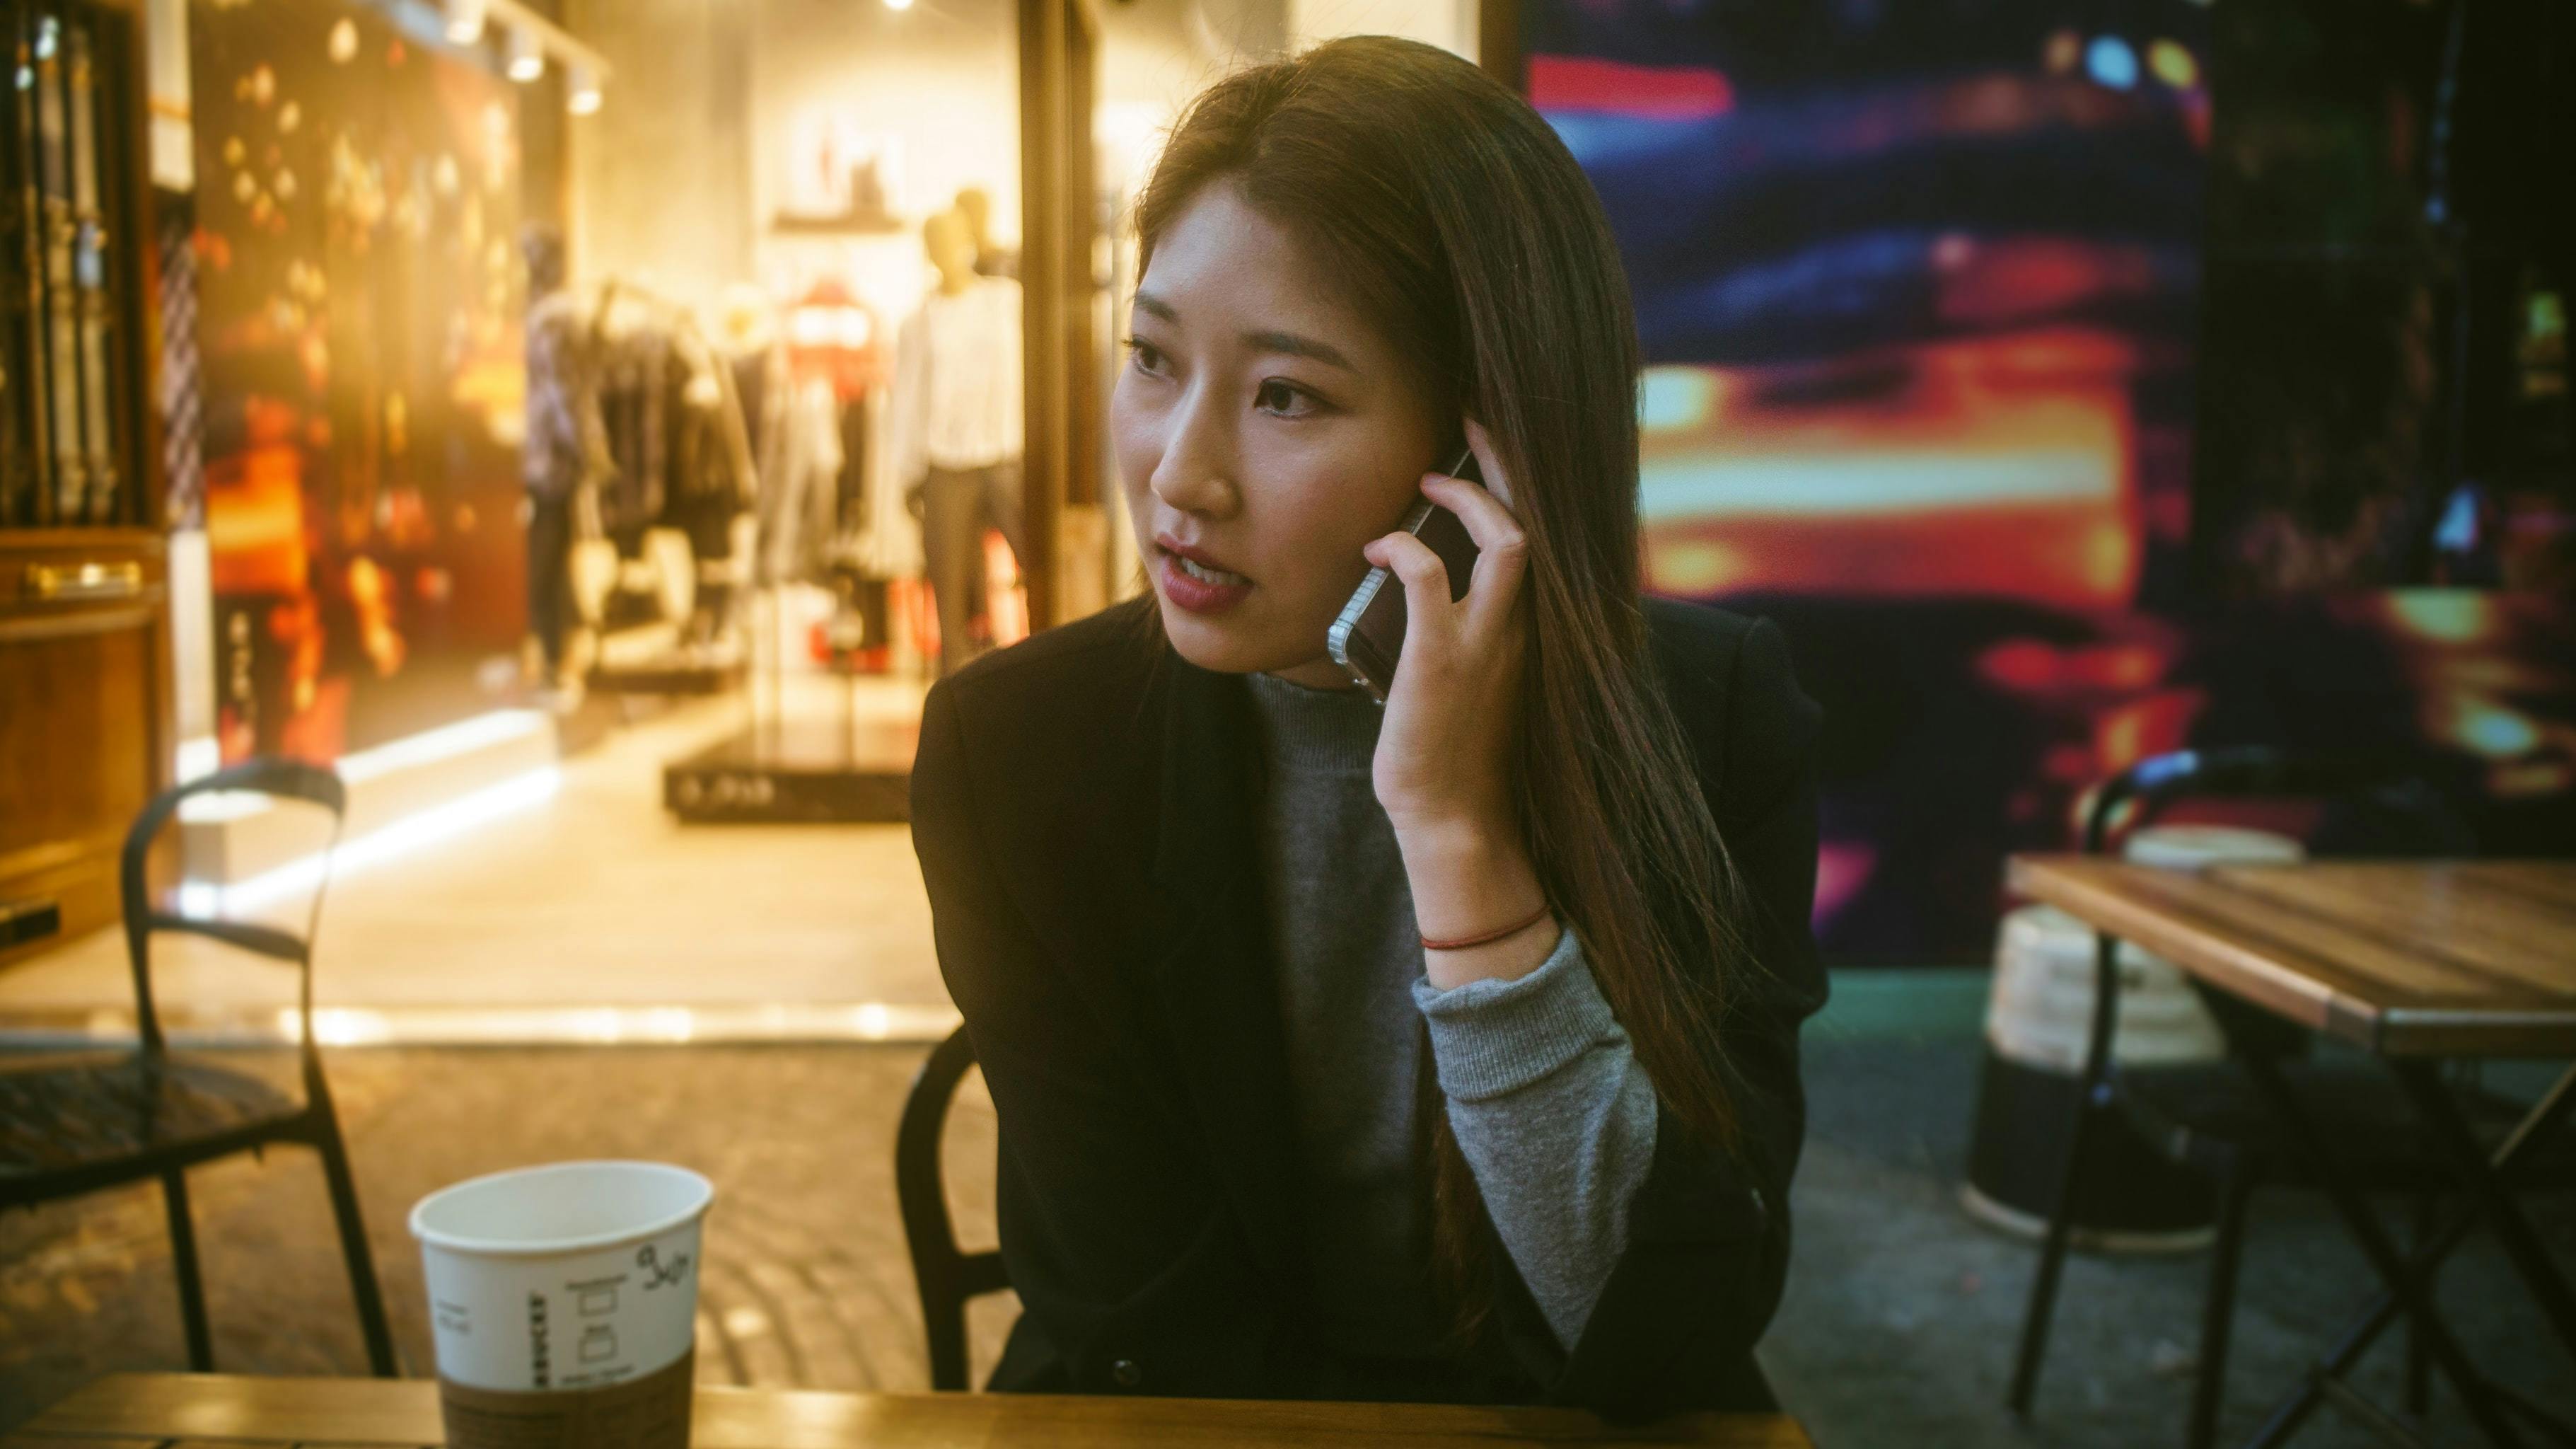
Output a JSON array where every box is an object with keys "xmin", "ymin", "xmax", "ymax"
[
  {"xmin": 1123, "ymin": 336, "xmax": 1166, "ymax": 375},
  {"xmin": 1255, "ymin": 379, "xmax": 1316, "ymax": 417}
]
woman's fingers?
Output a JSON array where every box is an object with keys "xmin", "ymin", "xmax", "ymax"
[
  {"xmin": 1420, "ymin": 473, "xmax": 1521, "ymax": 557},
  {"xmin": 1363, "ymin": 531, "xmax": 1458, "ymax": 653},
  {"xmin": 1422, "ymin": 476, "xmax": 1526, "ymax": 623},
  {"xmin": 1463, "ymin": 417, "xmax": 1514, "ymax": 511},
  {"xmin": 1419, "ymin": 473, "xmax": 1528, "ymax": 635},
  {"xmin": 1362, "ymin": 427, "xmax": 1533, "ymax": 666}
]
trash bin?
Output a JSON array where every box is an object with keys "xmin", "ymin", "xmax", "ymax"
[{"xmin": 1960, "ymin": 825, "xmax": 2304, "ymax": 1250}]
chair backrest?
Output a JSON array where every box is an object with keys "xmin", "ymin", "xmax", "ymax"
[
  {"xmin": 120, "ymin": 758, "xmax": 348, "ymax": 1056},
  {"xmin": 2080, "ymin": 746, "xmax": 2475, "ymax": 860},
  {"xmin": 895, "ymin": 1024, "xmax": 1010, "ymax": 1390}
]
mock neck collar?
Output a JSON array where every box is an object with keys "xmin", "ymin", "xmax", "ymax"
[{"xmin": 1243, "ymin": 669, "xmax": 1381, "ymax": 776}]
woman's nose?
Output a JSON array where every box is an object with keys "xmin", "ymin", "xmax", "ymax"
[{"xmin": 1147, "ymin": 405, "xmax": 1238, "ymax": 518}]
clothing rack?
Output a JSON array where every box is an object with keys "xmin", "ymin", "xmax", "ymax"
[
  {"xmin": 571, "ymin": 275, "xmax": 757, "ymax": 699},
  {"xmin": 659, "ymin": 287, "xmax": 925, "ymax": 824}
]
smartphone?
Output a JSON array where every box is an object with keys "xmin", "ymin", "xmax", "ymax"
[{"xmin": 1325, "ymin": 444, "xmax": 1483, "ymax": 703}]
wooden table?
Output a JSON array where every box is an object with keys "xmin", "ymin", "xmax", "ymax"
[
  {"xmin": 2007, "ymin": 855, "xmax": 2576, "ymax": 1448},
  {"xmin": 2007, "ymin": 858, "xmax": 2576, "ymax": 1057},
  {"xmin": 5, "ymin": 1373, "xmax": 1816, "ymax": 1448}
]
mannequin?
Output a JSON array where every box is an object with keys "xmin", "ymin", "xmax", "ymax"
[
  {"xmin": 888, "ymin": 205, "xmax": 1025, "ymax": 676},
  {"xmin": 955, "ymin": 186, "xmax": 1019, "ymax": 280}
]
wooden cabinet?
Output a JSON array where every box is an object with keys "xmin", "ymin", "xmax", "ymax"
[
  {"xmin": 1, "ymin": 529, "xmax": 171, "ymax": 964},
  {"xmin": 1, "ymin": 0, "xmax": 170, "ymax": 967}
]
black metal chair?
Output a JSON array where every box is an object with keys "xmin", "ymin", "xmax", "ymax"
[
  {"xmin": 0, "ymin": 758, "xmax": 397, "ymax": 1376},
  {"xmin": 896, "ymin": 1024, "xmax": 1010, "ymax": 1390},
  {"xmin": 2004, "ymin": 745, "xmax": 2571, "ymax": 1448}
]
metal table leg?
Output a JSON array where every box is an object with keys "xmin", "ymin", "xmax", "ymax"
[
  {"xmin": 2241, "ymin": 1066, "xmax": 2576, "ymax": 1449},
  {"xmin": 2391, "ymin": 1061, "xmax": 2576, "ymax": 1365},
  {"xmin": 2236, "ymin": 1051, "xmax": 2527, "ymax": 1449}
]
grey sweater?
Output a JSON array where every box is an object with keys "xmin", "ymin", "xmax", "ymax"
[{"xmin": 1242, "ymin": 670, "xmax": 1659, "ymax": 1359}]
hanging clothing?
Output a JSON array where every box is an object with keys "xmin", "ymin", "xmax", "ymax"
[
  {"xmin": 785, "ymin": 279, "xmax": 888, "ymax": 402},
  {"xmin": 733, "ymin": 346, "xmax": 779, "ymax": 485},
  {"xmin": 585, "ymin": 287, "xmax": 756, "ymax": 550},
  {"xmin": 837, "ymin": 396, "xmax": 871, "ymax": 537},
  {"xmin": 593, "ymin": 307, "xmax": 673, "ymax": 550},
  {"xmin": 760, "ymin": 377, "xmax": 846, "ymax": 586},
  {"xmin": 851, "ymin": 388, "xmax": 923, "ymax": 582},
  {"xmin": 734, "ymin": 340, "xmax": 791, "ymax": 571},
  {"xmin": 666, "ymin": 337, "xmax": 755, "ymax": 567}
]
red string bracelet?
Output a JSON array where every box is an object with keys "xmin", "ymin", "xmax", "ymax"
[{"xmin": 1420, "ymin": 902, "xmax": 1554, "ymax": 952}]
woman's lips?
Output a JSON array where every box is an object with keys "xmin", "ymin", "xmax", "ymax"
[{"xmin": 1154, "ymin": 544, "xmax": 1253, "ymax": 615}]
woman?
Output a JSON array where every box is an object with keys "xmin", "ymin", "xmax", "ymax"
[{"xmin": 908, "ymin": 35, "xmax": 1823, "ymax": 1420}]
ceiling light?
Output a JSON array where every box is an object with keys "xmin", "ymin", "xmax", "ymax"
[
  {"xmin": 443, "ymin": 0, "xmax": 486, "ymax": 44},
  {"xmin": 506, "ymin": 25, "xmax": 544, "ymax": 82},
  {"xmin": 567, "ymin": 62, "xmax": 602, "ymax": 115}
]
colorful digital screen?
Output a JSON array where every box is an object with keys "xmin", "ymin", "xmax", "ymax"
[{"xmin": 1526, "ymin": 0, "xmax": 2575, "ymax": 963}]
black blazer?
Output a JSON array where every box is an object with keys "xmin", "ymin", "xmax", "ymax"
[{"xmin": 908, "ymin": 592, "xmax": 1826, "ymax": 1421}]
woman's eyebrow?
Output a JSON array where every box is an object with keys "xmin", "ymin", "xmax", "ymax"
[
  {"xmin": 1131, "ymin": 290, "xmax": 1355, "ymax": 372},
  {"xmin": 1246, "ymin": 330, "xmax": 1354, "ymax": 371}
]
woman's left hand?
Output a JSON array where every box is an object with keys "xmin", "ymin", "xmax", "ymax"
[{"xmin": 1363, "ymin": 417, "xmax": 1531, "ymax": 843}]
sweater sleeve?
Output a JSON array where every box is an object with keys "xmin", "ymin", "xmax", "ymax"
[{"xmin": 1410, "ymin": 925, "xmax": 1657, "ymax": 1351}]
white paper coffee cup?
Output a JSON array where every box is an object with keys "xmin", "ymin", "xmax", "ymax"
[{"xmin": 410, "ymin": 1160, "xmax": 714, "ymax": 1393}]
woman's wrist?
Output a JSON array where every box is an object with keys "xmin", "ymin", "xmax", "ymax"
[
  {"xmin": 1394, "ymin": 815, "xmax": 1560, "ymax": 990},
  {"xmin": 1390, "ymin": 810, "xmax": 1527, "ymax": 909}
]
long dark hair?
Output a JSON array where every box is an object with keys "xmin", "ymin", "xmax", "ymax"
[{"xmin": 1130, "ymin": 36, "xmax": 1760, "ymax": 1344}]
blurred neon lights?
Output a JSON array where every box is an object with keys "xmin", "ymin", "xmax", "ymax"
[
  {"xmin": 2042, "ymin": 30, "xmax": 2082, "ymax": 76},
  {"xmin": 2085, "ymin": 37, "xmax": 2139, "ymax": 91},
  {"xmin": 1641, "ymin": 448, "xmax": 2115, "ymax": 519},
  {"xmin": 2387, "ymin": 591, "xmax": 2495, "ymax": 645},
  {"xmin": 1639, "ymin": 367, "xmax": 1719, "ymax": 432},
  {"xmin": 2445, "ymin": 697, "xmax": 2541, "ymax": 759},
  {"xmin": 1528, "ymin": 54, "xmax": 1733, "ymax": 120},
  {"xmin": 2147, "ymin": 40, "xmax": 2199, "ymax": 91}
]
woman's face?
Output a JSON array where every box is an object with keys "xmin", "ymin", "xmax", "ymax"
[{"xmin": 1113, "ymin": 182, "xmax": 1444, "ymax": 688}]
